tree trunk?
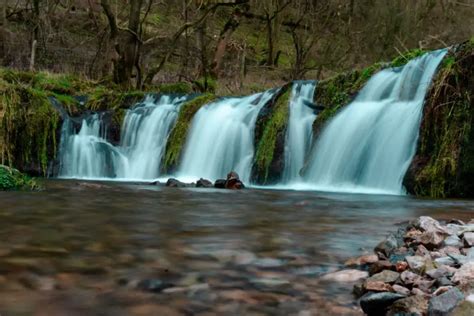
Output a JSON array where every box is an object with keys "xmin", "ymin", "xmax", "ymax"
[
  {"xmin": 211, "ymin": 8, "xmax": 243, "ymax": 78},
  {"xmin": 265, "ymin": 16, "xmax": 274, "ymax": 66}
]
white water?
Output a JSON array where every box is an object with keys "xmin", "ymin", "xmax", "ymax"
[
  {"xmin": 282, "ymin": 81, "xmax": 317, "ymax": 183},
  {"xmin": 304, "ymin": 49, "xmax": 447, "ymax": 194},
  {"xmin": 178, "ymin": 91, "xmax": 276, "ymax": 183},
  {"xmin": 58, "ymin": 95, "xmax": 186, "ymax": 180},
  {"xmin": 58, "ymin": 114, "xmax": 122, "ymax": 178}
]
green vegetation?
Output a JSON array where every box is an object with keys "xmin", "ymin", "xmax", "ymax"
[
  {"xmin": 158, "ymin": 82, "xmax": 193, "ymax": 94},
  {"xmin": 162, "ymin": 94, "xmax": 217, "ymax": 172},
  {"xmin": 254, "ymin": 89, "xmax": 291, "ymax": 182},
  {"xmin": 406, "ymin": 42, "xmax": 473, "ymax": 198},
  {"xmin": 390, "ymin": 49, "xmax": 427, "ymax": 67},
  {"xmin": 0, "ymin": 165, "xmax": 40, "ymax": 191}
]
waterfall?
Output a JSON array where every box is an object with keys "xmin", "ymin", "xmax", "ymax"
[
  {"xmin": 304, "ymin": 49, "xmax": 447, "ymax": 194},
  {"xmin": 58, "ymin": 95, "xmax": 187, "ymax": 180},
  {"xmin": 178, "ymin": 90, "xmax": 276, "ymax": 183},
  {"xmin": 282, "ymin": 81, "xmax": 317, "ymax": 183},
  {"xmin": 116, "ymin": 95, "xmax": 186, "ymax": 180},
  {"xmin": 58, "ymin": 114, "xmax": 122, "ymax": 178}
]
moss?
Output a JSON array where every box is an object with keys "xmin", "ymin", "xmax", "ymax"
[
  {"xmin": 0, "ymin": 165, "xmax": 40, "ymax": 190},
  {"xmin": 390, "ymin": 48, "xmax": 426, "ymax": 67},
  {"xmin": 87, "ymin": 87, "xmax": 145, "ymax": 111},
  {"xmin": 405, "ymin": 42, "xmax": 473, "ymax": 198},
  {"xmin": 158, "ymin": 82, "xmax": 192, "ymax": 94},
  {"xmin": 162, "ymin": 94, "xmax": 216, "ymax": 172},
  {"xmin": 193, "ymin": 77, "xmax": 217, "ymax": 93},
  {"xmin": 253, "ymin": 89, "xmax": 291, "ymax": 182}
]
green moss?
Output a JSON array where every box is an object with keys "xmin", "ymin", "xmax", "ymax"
[
  {"xmin": 407, "ymin": 43, "xmax": 473, "ymax": 198},
  {"xmin": 193, "ymin": 77, "xmax": 217, "ymax": 93},
  {"xmin": 87, "ymin": 87, "xmax": 145, "ymax": 111},
  {"xmin": 390, "ymin": 48, "xmax": 426, "ymax": 67},
  {"xmin": 162, "ymin": 94, "xmax": 216, "ymax": 172},
  {"xmin": 0, "ymin": 165, "xmax": 40, "ymax": 190},
  {"xmin": 254, "ymin": 89, "xmax": 290, "ymax": 181},
  {"xmin": 158, "ymin": 82, "xmax": 192, "ymax": 94}
]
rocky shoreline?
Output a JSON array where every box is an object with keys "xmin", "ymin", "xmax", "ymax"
[{"xmin": 338, "ymin": 216, "xmax": 474, "ymax": 315}]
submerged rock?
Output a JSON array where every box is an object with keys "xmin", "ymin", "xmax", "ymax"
[
  {"xmin": 214, "ymin": 179, "xmax": 226, "ymax": 188},
  {"xmin": 320, "ymin": 269, "xmax": 368, "ymax": 283},
  {"xmin": 225, "ymin": 171, "xmax": 245, "ymax": 190}
]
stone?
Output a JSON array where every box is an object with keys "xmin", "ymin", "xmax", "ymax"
[
  {"xmin": 439, "ymin": 246, "xmax": 461, "ymax": 257},
  {"xmin": 375, "ymin": 234, "xmax": 399, "ymax": 257},
  {"xmin": 225, "ymin": 171, "xmax": 245, "ymax": 190},
  {"xmin": 367, "ymin": 270, "xmax": 400, "ymax": 284},
  {"xmin": 406, "ymin": 255, "xmax": 431, "ymax": 274},
  {"xmin": 433, "ymin": 286, "xmax": 453, "ymax": 296},
  {"xmin": 418, "ymin": 231, "xmax": 446, "ymax": 249},
  {"xmin": 428, "ymin": 287, "xmax": 464, "ymax": 315},
  {"xmin": 463, "ymin": 232, "xmax": 474, "ymax": 247},
  {"xmin": 444, "ymin": 235, "xmax": 463, "ymax": 248},
  {"xmin": 137, "ymin": 279, "xmax": 174, "ymax": 293},
  {"xmin": 405, "ymin": 228, "xmax": 423, "ymax": 240},
  {"xmin": 196, "ymin": 178, "xmax": 213, "ymax": 188},
  {"xmin": 214, "ymin": 179, "xmax": 226, "ymax": 188},
  {"xmin": 364, "ymin": 280, "xmax": 393, "ymax": 292},
  {"xmin": 18, "ymin": 273, "xmax": 56, "ymax": 291},
  {"xmin": 436, "ymin": 276, "xmax": 453, "ymax": 287},
  {"xmin": 345, "ymin": 254, "xmax": 379, "ymax": 267},
  {"xmin": 415, "ymin": 216, "xmax": 448, "ymax": 235},
  {"xmin": 166, "ymin": 178, "xmax": 187, "ymax": 188},
  {"xmin": 414, "ymin": 278, "xmax": 436, "ymax": 293},
  {"xmin": 388, "ymin": 295, "xmax": 428, "ymax": 316},
  {"xmin": 426, "ymin": 266, "xmax": 456, "ymax": 280},
  {"xmin": 416, "ymin": 244, "xmax": 431, "ymax": 256},
  {"xmin": 369, "ymin": 260, "xmax": 393, "ymax": 275},
  {"xmin": 452, "ymin": 262, "xmax": 474, "ymax": 286},
  {"xmin": 434, "ymin": 256, "xmax": 456, "ymax": 267},
  {"xmin": 359, "ymin": 292, "xmax": 406, "ymax": 315},
  {"xmin": 400, "ymin": 270, "xmax": 421, "ymax": 285},
  {"xmin": 393, "ymin": 284, "xmax": 411, "ymax": 296},
  {"xmin": 396, "ymin": 261, "xmax": 408, "ymax": 272},
  {"xmin": 320, "ymin": 269, "xmax": 368, "ymax": 283}
]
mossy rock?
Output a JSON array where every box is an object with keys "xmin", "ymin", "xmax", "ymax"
[
  {"xmin": 404, "ymin": 41, "xmax": 474, "ymax": 198},
  {"xmin": 252, "ymin": 84, "xmax": 292, "ymax": 184},
  {"xmin": 158, "ymin": 82, "xmax": 192, "ymax": 94},
  {"xmin": 162, "ymin": 94, "xmax": 217, "ymax": 173},
  {"xmin": 0, "ymin": 165, "xmax": 40, "ymax": 190}
]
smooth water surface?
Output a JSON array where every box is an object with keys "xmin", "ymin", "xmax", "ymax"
[{"xmin": 0, "ymin": 180, "xmax": 472, "ymax": 315}]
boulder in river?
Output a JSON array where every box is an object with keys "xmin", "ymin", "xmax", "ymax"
[
  {"xmin": 166, "ymin": 178, "xmax": 187, "ymax": 188},
  {"xmin": 359, "ymin": 292, "xmax": 406, "ymax": 315},
  {"xmin": 196, "ymin": 178, "xmax": 213, "ymax": 188},
  {"xmin": 225, "ymin": 171, "xmax": 245, "ymax": 189}
]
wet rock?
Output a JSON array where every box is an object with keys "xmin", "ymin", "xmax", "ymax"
[
  {"xmin": 463, "ymin": 232, "xmax": 474, "ymax": 247},
  {"xmin": 137, "ymin": 279, "xmax": 174, "ymax": 293},
  {"xmin": 369, "ymin": 260, "xmax": 393, "ymax": 275},
  {"xmin": 166, "ymin": 178, "xmax": 187, "ymax": 188},
  {"xmin": 196, "ymin": 178, "xmax": 213, "ymax": 188},
  {"xmin": 320, "ymin": 269, "xmax": 368, "ymax": 283},
  {"xmin": 434, "ymin": 256, "xmax": 456, "ymax": 267},
  {"xmin": 387, "ymin": 295, "xmax": 428, "ymax": 316},
  {"xmin": 414, "ymin": 216, "xmax": 448, "ymax": 235},
  {"xmin": 393, "ymin": 284, "xmax": 411, "ymax": 296},
  {"xmin": 225, "ymin": 171, "xmax": 245, "ymax": 190},
  {"xmin": 375, "ymin": 235, "xmax": 398, "ymax": 258},
  {"xmin": 214, "ymin": 179, "xmax": 226, "ymax": 188},
  {"xmin": 426, "ymin": 266, "xmax": 456, "ymax": 280},
  {"xmin": 428, "ymin": 287, "xmax": 464, "ymax": 315},
  {"xmin": 359, "ymin": 292, "xmax": 406, "ymax": 315},
  {"xmin": 452, "ymin": 262, "xmax": 474, "ymax": 286},
  {"xmin": 345, "ymin": 254, "xmax": 379, "ymax": 267},
  {"xmin": 367, "ymin": 270, "xmax": 400, "ymax": 284}
]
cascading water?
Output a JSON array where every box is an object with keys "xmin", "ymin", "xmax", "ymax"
[
  {"xmin": 116, "ymin": 95, "xmax": 186, "ymax": 180},
  {"xmin": 58, "ymin": 95, "xmax": 187, "ymax": 180},
  {"xmin": 58, "ymin": 114, "xmax": 122, "ymax": 178},
  {"xmin": 178, "ymin": 90, "xmax": 276, "ymax": 183},
  {"xmin": 282, "ymin": 81, "xmax": 317, "ymax": 183},
  {"xmin": 304, "ymin": 49, "xmax": 447, "ymax": 194}
]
